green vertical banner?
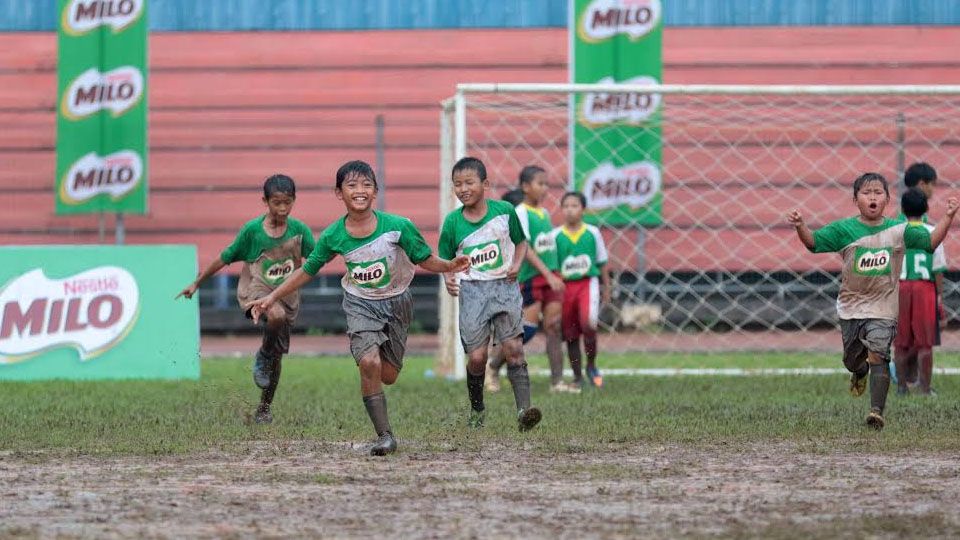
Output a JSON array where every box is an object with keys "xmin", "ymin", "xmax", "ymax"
[
  {"xmin": 56, "ymin": 0, "xmax": 148, "ymax": 215},
  {"xmin": 570, "ymin": 0, "xmax": 663, "ymax": 226}
]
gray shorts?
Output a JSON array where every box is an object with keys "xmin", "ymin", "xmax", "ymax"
[
  {"xmin": 342, "ymin": 290, "xmax": 413, "ymax": 370},
  {"xmin": 458, "ymin": 279, "xmax": 523, "ymax": 353},
  {"xmin": 840, "ymin": 318, "xmax": 897, "ymax": 372}
]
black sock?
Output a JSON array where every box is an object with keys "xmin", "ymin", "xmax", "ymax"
[
  {"xmin": 507, "ymin": 362, "xmax": 532, "ymax": 411},
  {"xmin": 567, "ymin": 340, "xmax": 583, "ymax": 382},
  {"xmin": 362, "ymin": 392, "xmax": 392, "ymax": 436},
  {"xmin": 467, "ymin": 370, "xmax": 485, "ymax": 412},
  {"xmin": 260, "ymin": 355, "xmax": 282, "ymax": 405},
  {"xmin": 869, "ymin": 363, "xmax": 890, "ymax": 414}
]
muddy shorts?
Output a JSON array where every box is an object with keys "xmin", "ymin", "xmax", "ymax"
[
  {"xmin": 840, "ymin": 318, "xmax": 897, "ymax": 372},
  {"xmin": 458, "ymin": 279, "xmax": 523, "ymax": 354},
  {"xmin": 343, "ymin": 290, "xmax": 413, "ymax": 371}
]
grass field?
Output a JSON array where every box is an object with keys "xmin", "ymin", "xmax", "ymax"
[{"xmin": 3, "ymin": 353, "xmax": 960, "ymax": 537}]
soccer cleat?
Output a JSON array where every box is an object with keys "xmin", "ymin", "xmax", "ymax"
[
  {"xmin": 253, "ymin": 351, "xmax": 273, "ymax": 389},
  {"xmin": 254, "ymin": 403, "xmax": 273, "ymax": 424},
  {"xmin": 370, "ymin": 432, "xmax": 398, "ymax": 456},
  {"xmin": 468, "ymin": 409, "xmax": 486, "ymax": 429},
  {"xmin": 485, "ymin": 364, "xmax": 501, "ymax": 393},
  {"xmin": 849, "ymin": 369, "xmax": 868, "ymax": 397},
  {"xmin": 866, "ymin": 409, "xmax": 885, "ymax": 431},
  {"xmin": 586, "ymin": 366, "xmax": 603, "ymax": 388},
  {"xmin": 517, "ymin": 407, "xmax": 542, "ymax": 432}
]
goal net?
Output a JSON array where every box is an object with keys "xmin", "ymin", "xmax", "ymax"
[{"xmin": 437, "ymin": 84, "xmax": 960, "ymax": 378}]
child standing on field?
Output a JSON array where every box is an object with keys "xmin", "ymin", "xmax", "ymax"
[
  {"xmin": 251, "ymin": 161, "xmax": 469, "ymax": 456},
  {"xmin": 552, "ymin": 192, "xmax": 611, "ymax": 390},
  {"xmin": 895, "ymin": 187, "xmax": 947, "ymax": 396},
  {"xmin": 895, "ymin": 162, "xmax": 947, "ymax": 395},
  {"xmin": 439, "ymin": 157, "xmax": 542, "ymax": 431},
  {"xmin": 487, "ymin": 166, "xmax": 568, "ymax": 393},
  {"xmin": 787, "ymin": 172, "xmax": 957, "ymax": 430},
  {"xmin": 177, "ymin": 174, "xmax": 315, "ymax": 425}
]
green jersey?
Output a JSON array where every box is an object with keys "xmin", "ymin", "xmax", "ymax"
[
  {"xmin": 515, "ymin": 203, "xmax": 559, "ymax": 282},
  {"xmin": 303, "ymin": 211, "xmax": 432, "ymax": 300},
  {"xmin": 438, "ymin": 199, "xmax": 526, "ymax": 281},
  {"xmin": 220, "ymin": 215, "xmax": 315, "ymax": 313},
  {"xmin": 553, "ymin": 223, "xmax": 608, "ymax": 281},
  {"xmin": 900, "ymin": 221, "xmax": 947, "ymax": 282},
  {"xmin": 812, "ymin": 216, "xmax": 932, "ymax": 320}
]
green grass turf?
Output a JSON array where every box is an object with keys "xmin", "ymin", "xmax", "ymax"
[{"xmin": 2, "ymin": 354, "xmax": 959, "ymax": 457}]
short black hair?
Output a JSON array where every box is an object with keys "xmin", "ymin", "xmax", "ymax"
[
  {"xmin": 518, "ymin": 165, "xmax": 545, "ymax": 186},
  {"xmin": 501, "ymin": 188, "xmax": 524, "ymax": 206},
  {"xmin": 852, "ymin": 172, "xmax": 889, "ymax": 198},
  {"xmin": 263, "ymin": 174, "xmax": 296, "ymax": 199},
  {"xmin": 562, "ymin": 191, "xmax": 587, "ymax": 208},
  {"xmin": 904, "ymin": 162, "xmax": 937, "ymax": 187},
  {"xmin": 452, "ymin": 156, "xmax": 487, "ymax": 181},
  {"xmin": 335, "ymin": 160, "xmax": 377, "ymax": 190},
  {"xmin": 901, "ymin": 187, "xmax": 929, "ymax": 219}
]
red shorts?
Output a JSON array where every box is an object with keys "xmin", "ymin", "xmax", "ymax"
[
  {"xmin": 895, "ymin": 280, "xmax": 940, "ymax": 349},
  {"xmin": 520, "ymin": 274, "xmax": 563, "ymax": 307},
  {"xmin": 561, "ymin": 277, "xmax": 600, "ymax": 341}
]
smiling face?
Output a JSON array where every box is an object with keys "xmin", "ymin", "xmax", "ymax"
[
  {"xmin": 263, "ymin": 191, "xmax": 295, "ymax": 223},
  {"xmin": 336, "ymin": 171, "xmax": 377, "ymax": 213},
  {"xmin": 854, "ymin": 179, "xmax": 889, "ymax": 222},
  {"xmin": 453, "ymin": 168, "xmax": 487, "ymax": 209}
]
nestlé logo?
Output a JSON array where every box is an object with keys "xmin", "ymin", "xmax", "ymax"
[{"xmin": 0, "ymin": 267, "xmax": 140, "ymax": 363}]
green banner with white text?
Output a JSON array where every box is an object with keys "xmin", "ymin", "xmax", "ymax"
[
  {"xmin": 55, "ymin": 0, "xmax": 148, "ymax": 215},
  {"xmin": 570, "ymin": 0, "xmax": 663, "ymax": 226},
  {"xmin": 0, "ymin": 245, "xmax": 199, "ymax": 380}
]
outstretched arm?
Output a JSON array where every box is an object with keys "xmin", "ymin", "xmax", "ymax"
[
  {"xmin": 786, "ymin": 209, "xmax": 815, "ymax": 251},
  {"xmin": 929, "ymin": 197, "xmax": 960, "ymax": 250},
  {"xmin": 177, "ymin": 258, "xmax": 226, "ymax": 299},
  {"xmin": 419, "ymin": 255, "xmax": 471, "ymax": 274},
  {"xmin": 249, "ymin": 268, "xmax": 313, "ymax": 321}
]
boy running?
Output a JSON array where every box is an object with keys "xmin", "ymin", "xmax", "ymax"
[
  {"xmin": 895, "ymin": 187, "xmax": 947, "ymax": 395},
  {"xmin": 487, "ymin": 166, "xmax": 568, "ymax": 393},
  {"xmin": 553, "ymin": 192, "xmax": 611, "ymax": 389},
  {"xmin": 787, "ymin": 172, "xmax": 957, "ymax": 430},
  {"xmin": 895, "ymin": 162, "xmax": 946, "ymax": 394},
  {"xmin": 440, "ymin": 156, "xmax": 542, "ymax": 431},
  {"xmin": 177, "ymin": 174, "xmax": 314, "ymax": 425},
  {"xmin": 251, "ymin": 161, "xmax": 469, "ymax": 455}
]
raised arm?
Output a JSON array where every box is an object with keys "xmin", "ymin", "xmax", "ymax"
[
  {"xmin": 929, "ymin": 197, "xmax": 960, "ymax": 250},
  {"xmin": 786, "ymin": 209, "xmax": 815, "ymax": 251},
  {"xmin": 177, "ymin": 258, "xmax": 227, "ymax": 299}
]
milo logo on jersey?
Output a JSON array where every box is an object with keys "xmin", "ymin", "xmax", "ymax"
[
  {"xmin": 63, "ymin": 0, "xmax": 145, "ymax": 35},
  {"xmin": 854, "ymin": 247, "xmax": 892, "ymax": 276},
  {"xmin": 561, "ymin": 255, "xmax": 593, "ymax": 280},
  {"xmin": 261, "ymin": 258, "xmax": 295, "ymax": 285},
  {"xmin": 579, "ymin": 0, "xmax": 662, "ymax": 42},
  {"xmin": 534, "ymin": 232, "xmax": 556, "ymax": 254},
  {"xmin": 346, "ymin": 258, "xmax": 391, "ymax": 289},
  {"xmin": 464, "ymin": 241, "xmax": 503, "ymax": 272},
  {"xmin": 61, "ymin": 66, "xmax": 144, "ymax": 120}
]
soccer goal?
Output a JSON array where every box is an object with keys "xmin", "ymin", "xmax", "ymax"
[{"xmin": 437, "ymin": 84, "xmax": 960, "ymax": 378}]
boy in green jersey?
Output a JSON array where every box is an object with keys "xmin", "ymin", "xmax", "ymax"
[
  {"xmin": 487, "ymin": 166, "xmax": 568, "ymax": 393},
  {"xmin": 252, "ymin": 161, "xmax": 469, "ymax": 455},
  {"xmin": 439, "ymin": 157, "xmax": 543, "ymax": 432},
  {"xmin": 553, "ymin": 192, "xmax": 611, "ymax": 390},
  {"xmin": 178, "ymin": 174, "xmax": 315, "ymax": 425},
  {"xmin": 787, "ymin": 172, "xmax": 958, "ymax": 430}
]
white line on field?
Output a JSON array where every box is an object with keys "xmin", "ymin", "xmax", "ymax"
[{"xmin": 528, "ymin": 367, "xmax": 960, "ymax": 377}]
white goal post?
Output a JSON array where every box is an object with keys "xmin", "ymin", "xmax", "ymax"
[{"xmin": 437, "ymin": 84, "xmax": 960, "ymax": 378}]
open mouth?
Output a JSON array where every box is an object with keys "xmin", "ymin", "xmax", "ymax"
[{"xmin": 869, "ymin": 203, "xmax": 878, "ymax": 210}]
